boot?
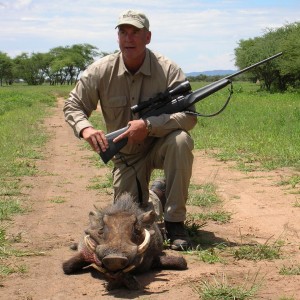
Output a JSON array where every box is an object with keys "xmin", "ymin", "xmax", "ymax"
[
  {"xmin": 150, "ymin": 178, "xmax": 166, "ymax": 211},
  {"xmin": 165, "ymin": 221, "xmax": 191, "ymax": 251}
]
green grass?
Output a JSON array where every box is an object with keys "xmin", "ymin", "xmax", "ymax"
[
  {"xmin": 186, "ymin": 246, "xmax": 225, "ymax": 264},
  {"xmin": 193, "ymin": 273, "xmax": 260, "ymax": 300},
  {"xmin": 49, "ymin": 196, "xmax": 66, "ymax": 204},
  {"xmin": 87, "ymin": 172, "xmax": 114, "ymax": 196},
  {"xmin": 277, "ymin": 174, "xmax": 300, "ymax": 190},
  {"xmin": 293, "ymin": 200, "xmax": 300, "ymax": 207},
  {"xmin": 233, "ymin": 240, "xmax": 283, "ymax": 261},
  {"xmin": 191, "ymin": 81, "xmax": 300, "ymax": 170},
  {"xmin": 0, "ymin": 199, "xmax": 24, "ymax": 221},
  {"xmin": 0, "ymin": 263, "xmax": 28, "ymax": 276},
  {"xmin": 0, "ymin": 85, "xmax": 71, "ymax": 192},
  {"xmin": 1, "ymin": 205, "xmax": 45, "ymax": 277},
  {"xmin": 188, "ymin": 183, "xmax": 221, "ymax": 207},
  {"xmin": 0, "ymin": 84, "xmax": 72, "ymax": 272},
  {"xmin": 0, "ymin": 85, "xmax": 71, "ymax": 179},
  {"xmin": 189, "ymin": 210, "xmax": 232, "ymax": 224},
  {"xmin": 279, "ymin": 264, "xmax": 300, "ymax": 275}
]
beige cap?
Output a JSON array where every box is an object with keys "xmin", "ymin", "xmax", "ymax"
[{"xmin": 116, "ymin": 10, "xmax": 150, "ymax": 30}]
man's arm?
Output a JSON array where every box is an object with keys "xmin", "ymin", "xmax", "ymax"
[{"xmin": 63, "ymin": 68, "xmax": 100, "ymax": 138}]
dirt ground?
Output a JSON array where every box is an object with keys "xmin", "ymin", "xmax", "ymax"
[{"xmin": 1, "ymin": 98, "xmax": 300, "ymax": 299}]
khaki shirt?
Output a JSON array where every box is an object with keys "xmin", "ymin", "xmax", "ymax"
[{"xmin": 63, "ymin": 49, "xmax": 197, "ymax": 155}]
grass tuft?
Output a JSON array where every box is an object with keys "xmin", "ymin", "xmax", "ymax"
[
  {"xmin": 188, "ymin": 183, "xmax": 221, "ymax": 207},
  {"xmin": 187, "ymin": 246, "xmax": 225, "ymax": 264},
  {"xmin": 0, "ymin": 199, "xmax": 24, "ymax": 221},
  {"xmin": 189, "ymin": 210, "xmax": 232, "ymax": 224},
  {"xmin": 193, "ymin": 272, "xmax": 261, "ymax": 300},
  {"xmin": 233, "ymin": 240, "xmax": 283, "ymax": 261},
  {"xmin": 279, "ymin": 264, "xmax": 300, "ymax": 275}
]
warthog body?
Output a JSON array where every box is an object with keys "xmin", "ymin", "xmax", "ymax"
[{"xmin": 62, "ymin": 193, "xmax": 187, "ymax": 290}]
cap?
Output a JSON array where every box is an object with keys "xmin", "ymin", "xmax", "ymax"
[{"xmin": 116, "ymin": 10, "xmax": 150, "ymax": 30}]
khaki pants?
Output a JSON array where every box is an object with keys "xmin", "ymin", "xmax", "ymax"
[{"xmin": 112, "ymin": 130, "xmax": 194, "ymax": 222}]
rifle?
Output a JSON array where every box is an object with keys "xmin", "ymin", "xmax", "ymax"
[{"xmin": 100, "ymin": 52, "xmax": 282, "ymax": 164}]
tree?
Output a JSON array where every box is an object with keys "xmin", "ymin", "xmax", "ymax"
[
  {"xmin": 0, "ymin": 44, "xmax": 106, "ymax": 85},
  {"xmin": 13, "ymin": 52, "xmax": 47, "ymax": 85},
  {"xmin": 234, "ymin": 22, "xmax": 300, "ymax": 91},
  {"xmin": 0, "ymin": 52, "xmax": 13, "ymax": 86},
  {"xmin": 235, "ymin": 36, "xmax": 281, "ymax": 91},
  {"xmin": 276, "ymin": 22, "xmax": 300, "ymax": 89},
  {"xmin": 49, "ymin": 44, "xmax": 100, "ymax": 85}
]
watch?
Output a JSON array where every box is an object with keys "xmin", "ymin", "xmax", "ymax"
[{"xmin": 144, "ymin": 119, "xmax": 152, "ymax": 135}]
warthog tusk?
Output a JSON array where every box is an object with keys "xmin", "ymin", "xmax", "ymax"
[
  {"xmin": 122, "ymin": 264, "xmax": 136, "ymax": 273},
  {"xmin": 89, "ymin": 263, "xmax": 107, "ymax": 273},
  {"xmin": 137, "ymin": 229, "xmax": 150, "ymax": 254},
  {"xmin": 122, "ymin": 255, "xmax": 144, "ymax": 273},
  {"xmin": 122, "ymin": 231, "xmax": 149, "ymax": 272},
  {"xmin": 84, "ymin": 235, "xmax": 96, "ymax": 252}
]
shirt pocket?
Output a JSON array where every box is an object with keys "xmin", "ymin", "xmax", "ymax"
[
  {"xmin": 101, "ymin": 96, "xmax": 130, "ymax": 130},
  {"xmin": 103, "ymin": 95, "xmax": 127, "ymax": 108}
]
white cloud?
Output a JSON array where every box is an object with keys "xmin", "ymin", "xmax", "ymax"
[
  {"xmin": 15, "ymin": 0, "xmax": 32, "ymax": 8},
  {"xmin": 1, "ymin": 0, "xmax": 32, "ymax": 9}
]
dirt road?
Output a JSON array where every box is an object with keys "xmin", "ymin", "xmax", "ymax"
[{"xmin": 1, "ymin": 98, "xmax": 300, "ymax": 299}]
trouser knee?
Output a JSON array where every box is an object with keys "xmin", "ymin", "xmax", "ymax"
[{"xmin": 163, "ymin": 131, "xmax": 194, "ymax": 168}]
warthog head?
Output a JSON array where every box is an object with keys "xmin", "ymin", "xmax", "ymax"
[{"xmin": 87, "ymin": 197, "xmax": 156, "ymax": 274}]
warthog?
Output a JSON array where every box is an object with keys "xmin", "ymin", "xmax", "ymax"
[{"xmin": 62, "ymin": 193, "xmax": 187, "ymax": 290}]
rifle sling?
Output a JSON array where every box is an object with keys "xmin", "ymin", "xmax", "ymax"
[
  {"xmin": 186, "ymin": 81, "xmax": 233, "ymax": 118},
  {"xmin": 117, "ymin": 154, "xmax": 144, "ymax": 205}
]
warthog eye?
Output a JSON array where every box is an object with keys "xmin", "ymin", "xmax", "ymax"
[{"xmin": 132, "ymin": 226, "xmax": 143, "ymax": 243}]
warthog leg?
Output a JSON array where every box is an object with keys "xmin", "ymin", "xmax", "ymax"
[
  {"xmin": 152, "ymin": 254, "xmax": 187, "ymax": 270},
  {"xmin": 62, "ymin": 252, "xmax": 91, "ymax": 274}
]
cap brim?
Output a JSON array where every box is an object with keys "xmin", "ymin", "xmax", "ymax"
[{"xmin": 115, "ymin": 21, "xmax": 144, "ymax": 29}]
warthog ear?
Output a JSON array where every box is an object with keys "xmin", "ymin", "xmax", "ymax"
[
  {"xmin": 89, "ymin": 210, "xmax": 103, "ymax": 229},
  {"xmin": 138, "ymin": 210, "xmax": 156, "ymax": 226}
]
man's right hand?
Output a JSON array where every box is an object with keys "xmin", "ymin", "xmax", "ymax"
[{"xmin": 81, "ymin": 127, "xmax": 109, "ymax": 153}]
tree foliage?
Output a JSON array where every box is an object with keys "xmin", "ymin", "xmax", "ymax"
[
  {"xmin": 48, "ymin": 44, "xmax": 99, "ymax": 85},
  {"xmin": 235, "ymin": 22, "xmax": 300, "ymax": 91},
  {"xmin": 0, "ymin": 44, "xmax": 103, "ymax": 86},
  {"xmin": 0, "ymin": 52, "xmax": 13, "ymax": 86}
]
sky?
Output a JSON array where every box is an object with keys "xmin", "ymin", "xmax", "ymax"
[{"xmin": 0, "ymin": 0, "xmax": 299, "ymax": 72}]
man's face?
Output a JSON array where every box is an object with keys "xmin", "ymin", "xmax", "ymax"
[{"xmin": 118, "ymin": 25, "xmax": 151, "ymax": 63}]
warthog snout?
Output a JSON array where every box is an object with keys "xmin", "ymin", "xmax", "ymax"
[{"xmin": 102, "ymin": 255, "xmax": 128, "ymax": 271}]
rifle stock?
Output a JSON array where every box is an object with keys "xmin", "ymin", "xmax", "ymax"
[
  {"xmin": 99, "ymin": 52, "xmax": 282, "ymax": 163},
  {"xmin": 99, "ymin": 126, "xmax": 129, "ymax": 164}
]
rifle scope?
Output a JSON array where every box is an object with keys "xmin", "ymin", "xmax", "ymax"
[{"xmin": 131, "ymin": 80, "xmax": 191, "ymax": 114}]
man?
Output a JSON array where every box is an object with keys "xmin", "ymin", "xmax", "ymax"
[{"xmin": 63, "ymin": 10, "xmax": 197, "ymax": 250}]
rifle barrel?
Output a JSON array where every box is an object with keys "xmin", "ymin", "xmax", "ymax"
[{"xmin": 226, "ymin": 52, "xmax": 283, "ymax": 80}]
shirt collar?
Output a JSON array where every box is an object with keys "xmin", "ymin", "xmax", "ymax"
[{"xmin": 118, "ymin": 49, "xmax": 151, "ymax": 76}]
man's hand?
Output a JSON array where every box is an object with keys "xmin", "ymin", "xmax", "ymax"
[
  {"xmin": 81, "ymin": 127, "xmax": 109, "ymax": 153},
  {"xmin": 113, "ymin": 120, "xmax": 148, "ymax": 144}
]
